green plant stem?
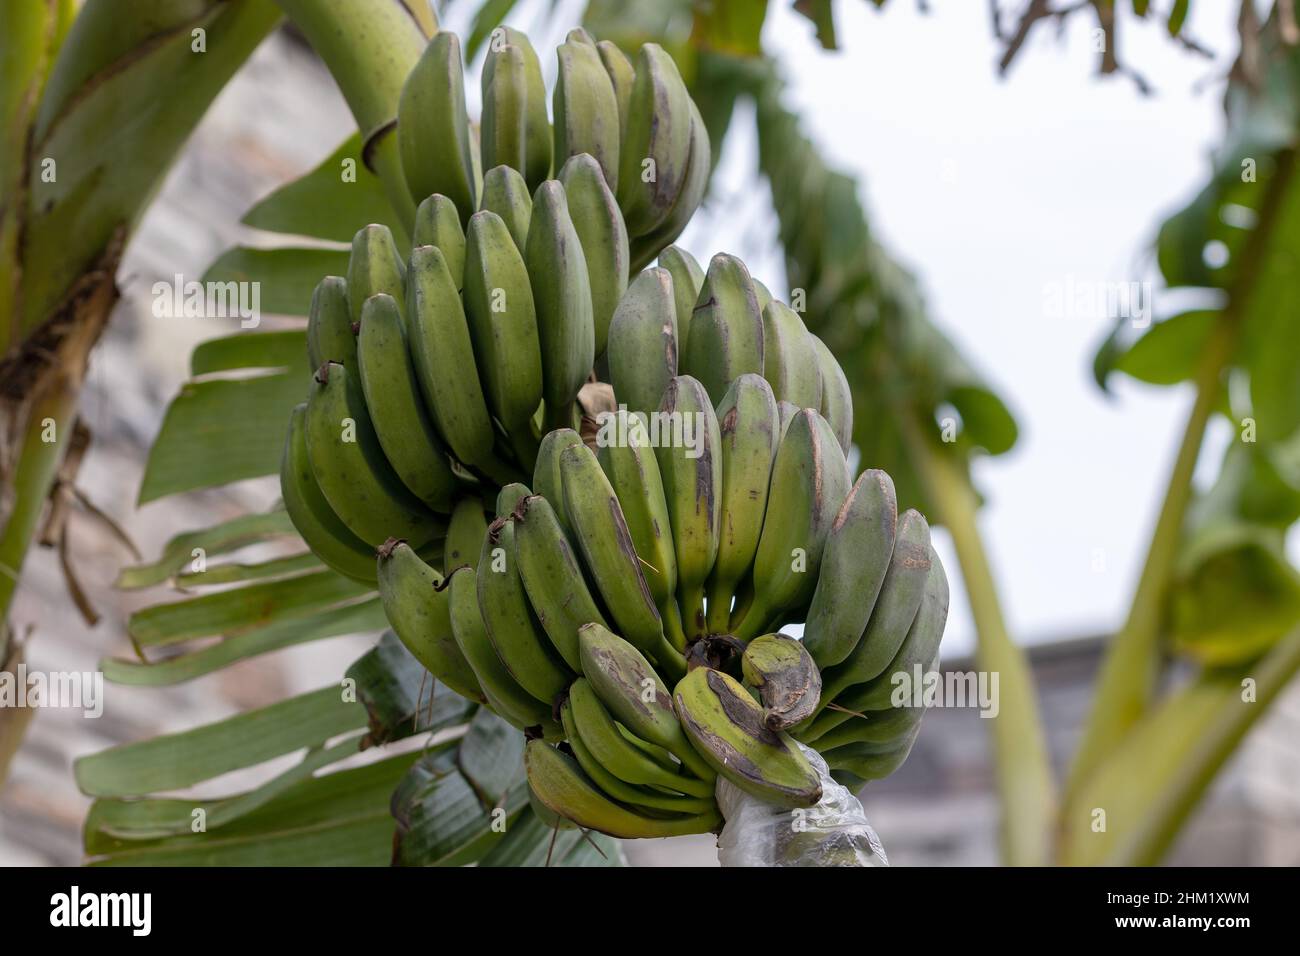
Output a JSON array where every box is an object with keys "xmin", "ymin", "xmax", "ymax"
[
  {"xmin": 273, "ymin": 0, "xmax": 432, "ymax": 234},
  {"xmin": 1067, "ymin": 151, "xmax": 1296, "ymax": 802},
  {"xmin": 902, "ymin": 414, "xmax": 1056, "ymax": 866}
]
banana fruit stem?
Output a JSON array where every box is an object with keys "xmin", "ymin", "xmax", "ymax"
[{"xmin": 904, "ymin": 414, "xmax": 1056, "ymax": 866}]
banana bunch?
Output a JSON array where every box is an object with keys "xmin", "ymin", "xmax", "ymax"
[{"xmin": 395, "ymin": 25, "xmax": 709, "ymax": 336}]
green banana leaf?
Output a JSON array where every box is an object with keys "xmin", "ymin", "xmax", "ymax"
[
  {"xmin": 242, "ymin": 133, "xmax": 407, "ymax": 244},
  {"xmin": 115, "ymin": 508, "xmax": 297, "ymax": 589},
  {"xmin": 200, "ymin": 246, "xmax": 349, "ymax": 316}
]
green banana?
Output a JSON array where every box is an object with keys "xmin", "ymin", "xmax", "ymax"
[
  {"xmin": 680, "ymin": 253, "xmax": 764, "ymax": 405},
  {"xmin": 445, "ymin": 565, "xmax": 561, "ymax": 736},
  {"xmin": 524, "ymin": 740, "xmax": 720, "ymax": 838},
  {"xmin": 280, "ymin": 403, "xmax": 377, "ymax": 585},
  {"xmin": 525, "ymin": 180, "xmax": 595, "ymax": 426},
  {"xmin": 462, "ymin": 209, "xmax": 543, "ymax": 462},
  {"xmin": 595, "ymin": 409, "xmax": 684, "ymax": 650},
  {"xmin": 531, "ymin": 428, "xmax": 584, "ymax": 537},
  {"xmin": 566, "ymin": 678, "xmax": 711, "ymax": 797},
  {"xmin": 607, "ymin": 267, "xmax": 677, "ymax": 419},
  {"xmin": 406, "ymin": 244, "xmax": 512, "ymax": 481},
  {"xmin": 559, "ymin": 698, "xmax": 715, "ymax": 814},
  {"xmin": 654, "ymin": 376, "xmax": 721, "ymax": 642},
  {"xmin": 479, "ymin": 42, "xmax": 528, "ymax": 184},
  {"xmin": 577, "ymin": 623, "xmax": 714, "ymax": 781},
  {"xmin": 776, "ymin": 399, "xmax": 800, "ymax": 441},
  {"xmin": 801, "ymin": 469, "xmax": 899, "ymax": 668},
  {"xmin": 596, "ymin": 40, "xmax": 634, "ymax": 142},
  {"xmin": 443, "ymin": 495, "xmax": 488, "ymax": 571},
  {"xmin": 616, "ymin": 44, "xmax": 692, "ymax": 238},
  {"xmin": 512, "ymin": 493, "xmax": 606, "ymax": 671},
  {"xmin": 397, "ymin": 31, "xmax": 476, "ymax": 219},
  {"xmin": 762, "ymin": 300, "xmax": 823, "ymax": 411},
  {"xmin": 628, "ymin": 97, "xmax": 710, "ymax": 272},
  {"xmin": 829, "ymin": 555, "xmax": 949, "ymax": 715},
  {"xmin": 306, "ymin": 276, "xmax": 354, "ymax": 369},
  {"xmin": 346, "ymin": 224, "xmax": 406, "ymax": 325},
  {"xmin": 672, "ymin": 666, "xmax": 822, "ymax": 809},
  {"xmin": 355, "ymin": 293, "xmax": 459, "ymax": 512},
  {"xmin": 752, "ymin": 278, "xmax": 773, "ymax": 315},
  {"xmin": 479, "ymin": 164, "xmax": 532, "ymax": 252},
  {"xmin": 375, "ymin": 539, "xmax": 484, "ymax": 702},
  {"xmin": 557, "ymin": 153, "xmax": 628, "ymax": 358},
  {"xmin": 411, "ymin": 194, "xmax": 465, "ymax": 285},
  {"xmin": 496, "ymin": 481, "xmax": 532, "ymax": 516},
  {"xmin": 821, "ymin": 723, "xmax": 922, "ymax": 782},
  {"xmin": 481, "ymin": 27, "xmax": 551, "ymax": 191},
  {"xmin": 802, "ymin": 701, "xmax": 924, "ymax": 752},
  {"xmin": 559, "ymin": 441, "xmax": 678, "ymax": 672},
  {"xmin": 704, "ymin": 373, "xmax": 778, "ymax": 634},
  {"xmin": 810, "ymin": 332, "xmax": 853, "ymax": 454},
  {"xmin": 304, "ymin": 361, "xmax": 440, "ymax": 548},
  {"xmin": 733, "ymin": 409, "xmax": 850, "ymax": 641},
  {"xmin": 817, "ymin": 510, "xmax": 934, "ymax": 705},
  {"xmin": 657, "ymin": 245, "xmax": 704, "ymax": 355},
  {"xmin": 553, "ymin": 30, "xmax": 621, "ymax": 192},
  {"xmin": 741, "ymin": 633, "xmax": 821, "ymax": 731},
  {"xmin": 477, "ymin": 514, "xmax": 573, "ymax": 704}
]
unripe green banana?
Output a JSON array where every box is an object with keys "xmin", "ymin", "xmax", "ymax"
[
  {"xmin": 525, "ymin": 740, "xmax": 720, "ymax": 838},
  {"xmin": 306, "ymin": 276, "xmax": 354, "ymax": 369},
  {"xmin": 526, "ymin": 180, "xmax": 595, "ymax": 426},
  {"xmin": 704, "ymin": 373, "xmax": 778, "ymax": 634},
  {"xmin": 479, "ymin": 42, "xmax": 528, "ymax": 184},
  {"xmin": 529, "ymin": 782, "xmax": 578, "ymax": 832},
  {"xmin": 578, "ymin": 623, "xmax": 714, "ymax": 781},
  {"xmin": 481, "ymin": 27, "xmax": 552, "ymax": 190},
  {"xmin": 752, "ymin": 278, "xmax": 774, "ymax": 314},
  {"xmin": 595, "ymin": 410, "xmax": 683, "ymax": 649},
  {"xmin": 559, "ymin": 697, "xmax": 715, "ymax": 813},
  {"xmin": 496, "ymin": 481, "xmax": 532, "ymax": 516},
  {"xmin": 566, "ymin": 678, "xmax": 712, "ymax": 797},
  {"xmin": 512, "ymin": 493, "xmax": 606, "ymax": 671},
  {"xmin": 658, "ymin": 246, "xmax": 704, "ymax": 354},
  {"xmin": 280, "ymin": 403, "xmax": 377, "ymax": 585},
  {"xmin": 406, "ymin": 245, "xmax": 509, "ymax": 480},
  {"xmin": 607, "ymin": 267, "xmax": 677, "ymax": 418},
  {"xmin": 346, "ymin": 224, "xmax": 406, "ymax": 325},
  {"xmin": 810, "ymin": 332, "xmax": 853, "ymax": 454},
  {"xmin": 616, "ymin": 44, "xmax": 692, "ymax": 238},
  {"xmin": 740, "ymin": 633, "xmax": 821, "ymax": 731},
  {"xmin": 733, "ymin": 409, "xmax": 850, "ymax": 641},
  {"xmin": 801, "ymin": 469, "xmax": 899, "ymax": 669},
  {"xmin": 355, "ymin": 294, "xmax": 459, "ymax": 513},
  {"xmin": 375, "ymin": 539, "xmax": 484, "ymax": 702},
  {"xmin": 762, "ymin": 300, "xmax": 823, "ymax": 411},
  {"xmin": 532, "ymin": 428, "xmax": 584, "ymax": 537},
  {"xmin": 559, "ymin": 441, "xmax": 678, "ymax": 672},
  {"xmin": 446, "ymin": 565, "xmax": 561, "ymax": 736},
  {"xmin": 477, "ymin": 515, "xmax": 573, "ymax": 704},
  {"xmin": 463, "ymin": 209, "xmax": 544, "ymax": 463},
  {"xmin": 304, "ymin": 362, "xmax": 440, "ymax": 548},
  {"xmin": 411, "ymin": 195, "xmax": 465, "ymax": 285},
  {"xmin": 479, "ymin": 164, "xmax": 532, "ymax": 252},
  {"xmin": 397, "ymin": 31, "xmax": 477, "ymax": 219},
  {"xmin": 803, "ymin": 701, "xmax": 924, "ymax": 752},
  {"xmin": 817, "ymin": 510, "xmax": 934, "ymax": 705},
  {"xmin": 821, "ymin": 723, "xmax": 922, "ymax": 782},
  {"xmin": 628, "ymin": 98, "xmax": 711, "ymax": 272},
  {"xmin": 776, "ymin": 399, "xmax": 800, "ymax": 440},
  {"xmin": 673, "ymin": 666, "xmax": 821, "ymax": 809},
  {"xmin": 654, "ymin": 376, "xmax": 721, "ymax": 642},
  {"xmin": 828, "ymin": 555, "xmax": 949, "ymax": 715},
  {"xmin": 553, "ymin": 31, "xmax": 621, "ymax": 192},
  {"xmin": 680, "ymin": 253, "xmax": 765, "ymax": 405},
  {"xmin": 444, "ymin": 495, "xmax": 488, "ymax": 571},
  {"xmin": 558, "ymin": 153, "xmax": 628, "ymax": 357},
  {"xmin": 596, "ymin": 40, "xmax": 634, "ymax": 142}
]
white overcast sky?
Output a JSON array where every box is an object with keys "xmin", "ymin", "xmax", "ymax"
[{"xmin": 444, "ymin": 0, "xmax": 1262, "ymax": 656}]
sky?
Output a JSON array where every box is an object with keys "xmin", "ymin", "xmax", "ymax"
[{"xmin": 448, "ymin": 0, "xmax": 1247, "ymax": 656}]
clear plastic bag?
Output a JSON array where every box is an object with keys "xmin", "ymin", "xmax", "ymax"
[{"xmin": 715, "ymin": 743, "xmax": 889, "ymax": 867}]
